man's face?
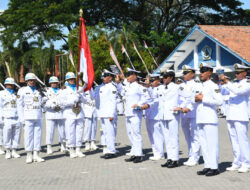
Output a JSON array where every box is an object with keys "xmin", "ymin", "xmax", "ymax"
[
  {"xmin": 200, "ymin": 68, "xmax": 212, "ymax": 82},
  {"xmin": 50, "ymin": 83, "xmax": 58, "ymax": 88},
  {"xmin": 183, "ymin": 71, "xmax": 194, "ymax": 81},
  {"xmin": 127, "ymin": 73, "xmax": 137, "ymax": 83},
  {"xmin": 151, "ymin": 79, "xmax": 161, "ymax": 87},
  {"xmin": 103, "ymin": 75, "xmax": 112, "ymax": 84},
  {"xmin": 67, "ymin": 78, "xmax": 76, "ymax": 85},
  {"xmin": 27, "ymin": 79, "xmax": 36, "ymax": 87},
  {"xmin": 235, "ymin": 71, "xmax": 247, "ymax": 80},
  {"xmin": 6, "ymin": 84, "xmax": 14, "ymax": 89},
  {"xmin": 163, "ymin": 76, "xmax": 172, "ymax": 85}
]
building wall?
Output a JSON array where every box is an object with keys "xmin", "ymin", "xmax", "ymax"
[
  {"xmin": 178, "ymin": 51, "xmax": 194, "ymax": 70},
  {"xmin": 198, "ymin": 37, "xmax": 216, "ymax": 67},
  {"xmin": 220, "ymin": 47, "xmax": 242, "ymax": 66}
]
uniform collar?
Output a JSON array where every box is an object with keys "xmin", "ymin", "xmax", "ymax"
[{"xmin": 6, "ymin": 88, "xmax": 14, "ymax": 95}]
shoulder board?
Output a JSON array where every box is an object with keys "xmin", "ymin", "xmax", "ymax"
[{"xmin": 215, "ymin": 89, "xmax": 221, "ymax": 93}]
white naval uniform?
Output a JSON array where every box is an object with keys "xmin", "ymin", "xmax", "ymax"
[
  {"xmin": 0, "ymin": 89, "xmax": 21, "ymax": 149},
  {"xmin": 179, "ymin": 79, "xmax": 201, "ymax": 162},
  {"xmin": 83, "ymin": 89, "xmax": 97, "ymax": 142},
  {"xmin": 156, "ymin": 82, "xmax": 181, "ymax": 161},
  {"xmin": 44, "ymin": 87, "xmax": 65, "ymax": 145},
  {"xmin": 195, "ymin": 80, "xmax": 223, "ymax": 169},
  {"xmin": 17, "ymin": 86, "xmax": 44, "ymax": 151},
  {"xmin": 118, "ymin": 80, "xmax": 150, "ymax": 156},
  {"xmin": 61, "ymin": 86, "xmax": 86, "ymax": 148},
  {"xmin": 223, "ymin": 79, "xmax": 250, "ymax": 169},
  {"xmin": 117, "ymin": 93, "xmax": 124, "ymax": 115},
  {"xmin": 0, "ymin": 92, "xmax": 3, "ymax": 147},
  {"xmin": 145, "ymin": 86, "xmax": 164, "ymax": 158},
  {"xmin": 92, "ymin": 83, "xmax": 117, "ymax": 154}
]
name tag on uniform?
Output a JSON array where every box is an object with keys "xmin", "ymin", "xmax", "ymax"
[{"xmin": 180, "ymin": 87, "xmax": 184, "ymax": 91}]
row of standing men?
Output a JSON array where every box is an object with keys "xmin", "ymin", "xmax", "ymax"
[{"xmin": 0, "ymin": 62, "xmax": 249, "ymax": 177}]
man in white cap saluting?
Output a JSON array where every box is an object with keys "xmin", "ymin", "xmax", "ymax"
[
  {"xmin": 44, "ymin": 76, "xmax": 66, "ymax": 154},
  {"xmin": 116, "ymin": 68, "xmax": 150, "ymax": 163},
  {"xmin": 0, "ymin": 77, "xmax": 21, "ymax": 159},
  {"xmin": 220, "ymin": 63, "xmax": 250, "ymax": 173},
  {"xmin": 17, "ymin": 73, "xmax": 46, "ymax": 163},
  {"xmin": 195, "ymin": 63, "xmax": 223, "ymax": 176},
  {"xmin": 178, "ymin": 65, "xmax": 201, "ymax": 167},
  {"xmin": 61, "ymin": 72, "xmax": 86, "ymax": 158},
  {"xmin": 91, "ymin": 69, "xmax": 118, "ymax": 159}
]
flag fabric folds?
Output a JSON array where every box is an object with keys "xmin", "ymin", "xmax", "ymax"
[
  {"xmin": 78, "ymin": 17, "xmax": 95, "ymax": 91},
  {"xmin": 110, "ymin": 46, "xmax": 124, "ymax": 76}
]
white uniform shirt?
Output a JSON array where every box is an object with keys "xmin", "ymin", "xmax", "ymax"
[
  {"xmin": 44, "ymin": 87, "xmax": 64, "ymax": 120},
  {"xmin": 17, "ymin": 86, "xmax": 43, "ymax": 121},
  {"xmin": 83, "ymin": 88, "xmax": 97, "ymax": 118},
  {"xmin": 0, "ymin": 89, "xmax": 18, "ymax": 119},
  {"xmin": 157, "ymin": 82, "xmax": 181, "ymax": 120},
  {"xmin": 61, "ymin": 86, "xmax": 86, "ymax": 120},
  {"xmin": 92, "ymin": 83, "xmax": 117, "ymax": 118},
  {"xmin": 195, "ymin": 80, "xmax": 223, "ymax": 124},
  {"xmin": 223, "ymin": 79, "xmax": 250, "ymax": 122},
  {"xmin": 179, "ymin": 79, "xmax": 202, "ymax": 119},
  {"xmin": 118, "ymin": 81, "xmax": 150, "ymax": 117},
  {"xmin": 145, "ymin": 86, "xmax": 162, "ymax": 120}
]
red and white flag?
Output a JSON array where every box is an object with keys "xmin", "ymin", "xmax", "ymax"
[
  {"xmin": 110, "ymin": 46, "xmax": 124, "ymax": 76},
  {"xmin": 78, "ymin": 17, "xmax": 95, "ymax": 91},
  {"xmin": 143, "ymin": 41, "xmax": 148, "ymax": 49}
]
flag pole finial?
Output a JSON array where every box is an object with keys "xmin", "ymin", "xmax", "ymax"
[{"xmin": 79, "ymin": 9, "xmax": 83, "ymax": 17}]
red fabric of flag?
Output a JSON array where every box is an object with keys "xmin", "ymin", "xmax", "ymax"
[{"xmin": 78, "ymin": 17, "xmax": 95, "ymax": 91}]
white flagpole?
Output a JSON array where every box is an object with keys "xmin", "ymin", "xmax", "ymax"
[{"xmin": 133, "ymin": 43, "xmax": 150, "ymax": 74}]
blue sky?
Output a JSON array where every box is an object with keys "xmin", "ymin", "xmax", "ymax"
[{"xmin": 0, "ymin": 0, "xmax": 250, "ymax": 50}]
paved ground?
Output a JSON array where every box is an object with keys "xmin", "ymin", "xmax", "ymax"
[{"xmin": 0, "ymin": 117, "xmax": 249, "ymax": 190}]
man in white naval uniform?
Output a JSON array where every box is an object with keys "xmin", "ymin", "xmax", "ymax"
[
  {"xmin": 17, "ymin": 73, "xmax": 46, "ymax": 163},
  {"xmin": 144, "ymin": 74, "xmax": 165, "ymax": 161},
  {"xmin": 220, "ymin": 63, "xmax": 250, "ymax": 173},
  {"xmin": 92, "ymin": 69, "xmax": 118, "ymax": 159},
  {"xmin": 116, "ymin": 68, "xmax": 150, "ymax": 163},
  {"xmin": 195, "ymin": 63, "xmax": 223, "ymax": 176},
  {"xmin": 44, "ymin": 76, "xmax": 66, "ymax": 154},
  {"xmin": 0, "ymin": 78, "xmax": 21, "ymax": 159},
  {"xmin": 178, "ymin": 65, "xmax": 201, "ymax": 166},
  {"xmin": 0, "ymin": 85, "xmax": 4, "ymax": 155},
  {"xmin": 156, "ymin": 70, "xmax": 181, "ymax": 168},
  {"xmin": 61, "ymin": 72, "xmax": 86, "ymax": 158},
  {"xmin": 83, "ymin": 87, "xmax": 98, "ymax": 151}
]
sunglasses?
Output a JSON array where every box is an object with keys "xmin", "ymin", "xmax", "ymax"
[
  {"xmin": 103, "ymin": 73, "xmax": 113, "ymax": 77},
  {"xmin": 235, "ymin": 72, "xmax": 242, "ymax": 75},
  {"xmin": 183, "ymin": 71, "xmax": 191, "ymax": 75},
  {"xmin": 200, "ymin": 68, "xmax": 212, "ymax": 73}
]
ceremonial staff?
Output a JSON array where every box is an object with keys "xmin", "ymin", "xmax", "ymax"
[
  {"xmin": 133, "ymin": 42, "xmax": 150, "ymax": 75},
  {"xmin": 143, "ymin": 41, "xmax": 158, "ymax": 67}
]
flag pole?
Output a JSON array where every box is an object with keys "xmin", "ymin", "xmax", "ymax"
[
  {"xmin": 77, "ymin": 9, "xmax": 83, "ymax": 90},
  {"xmin": 144, "ymin": 41, "xmax": 158, "ymax": 67},
  {"xmin": 133, "ymin": 42, "xmax": 150, "ymax": 75}
]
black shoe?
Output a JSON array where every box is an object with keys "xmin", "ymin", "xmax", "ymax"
[
  {"xmin": 125, "ymin": 156, "xmax": 136, "ymax": 162},
  {"xmin": 197, "ymin": 168, "xmax": 210, "ymax": 175},
  {"xmin": 205, "ymin": 169, "xmax": 220, "ymax": 176},
  {"xmin": 100, "ymin": 154, "xmax": 106, "ymax": 159},
  {"xmin": 161, "ymin": 159, "xmax": 172, "ymax": 167},
  {"xmin": 104, "ymin": 153, "xmax": 116, "ymax": 159},
  {"xmin": 133, "ymin": 156, "xmax": 143, "ymax": 163},
  {"xmin": 167, "ymin": 161, "xmax": 179, "ymax": 168}
]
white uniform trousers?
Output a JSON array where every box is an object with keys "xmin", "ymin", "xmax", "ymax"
[
  {"xmin": 227, "ymin": 121, "xmax": 250, "ymax": 168},
  {"xmin": 3, "ymin": 118, "xmax": 21, "ymax": 149},
  {"xmin": 145, "ymin": 119, "xmax": 156, "ymax": 156},
  {"xmin": 101, "ymin": 118, "xmax": 116, "ymax": 154},
  {"xmin": 65, "ymin": 119, "xmax": 84, "ymax": 148},
  {"xmin": 84, "ymin": 117, "xmax": 97, "ymax": 142},
  {"xmin": 126, "ymin": 116, "xmax": 143, "ymax": 156},
  {"xmin": 151, "ymin": 120, "xmax": 165, "ymax": 157},
  {"xmin": 0, "ymin": 124, "xmax": 3, "ymax": 146},
  {"xmin": 181, "ymin": 117, "xmax": 200, "ymax": 162},
  {"xmin": 162, "ymin": 119, "xmax": 179, "ymax": 161},
  {"xmin": 113, "ymin": 115, "xmax": 118, "ymax": 138},
  {"xmin": 24, "ymin": 120, "xmax": 43, "ymax": 151},
  {"xmin": 198, "ymin": 124, "xmax": 219, "ymax": 169},
  {"xmin": 46, "ymin": 119, "xmax": 65, "ymax": 145},
  {"xmin": 117, "ymin": 102, "xmax": 124, "ymax": 115}
]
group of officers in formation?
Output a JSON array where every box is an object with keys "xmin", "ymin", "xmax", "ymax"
[{"xmin": 0, "ymin": 61, "xmax": 249, "ymax": 177}]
